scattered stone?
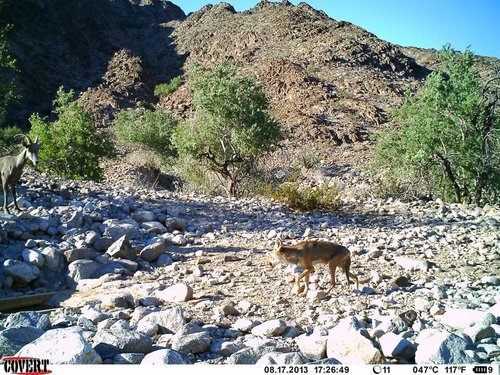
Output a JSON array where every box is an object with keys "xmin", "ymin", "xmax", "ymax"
[
  {"xmin": 141, "ymin": 349, "xmax": 190, "ymax": 364},
  {"xmin": 92, "ymin": 329, "xmax": 153, "ymax": 358},
  {"xmin": 64, "ymin": 248, "xmax": 99, "ymax": 263},
  {"xmin": 140, "ymin": 240, "xmax": 166, "ymax": 262},
  {"xmin": 113, "ymin": 353, "xmax": 145, "ymax": 364},
  {"xmin": 6, "ymin": 311, "xmax": 50, "ymax": 330},
  {"xmin": 15, "ymin": 327, "xmax": 102, "ymax": 364},
  {"xmin": 171, "ymin": 331, "xmax": 211, "ymax": 354},
  {"xmin": 233, "ymin": 318, "xmax": 257, "ymax": 332},
  {"xmin": 4, "ymin": 260, "xmax": 40, "ymax": 284},
  {"xmin": 22, "ymin": 248, "xmax": 45, "ymax": 267},
  {"xmin": 379, "ymin": 332, "xmax": 416, "ymax": 360},
  {"xmin": 227, "ymin": 348, "xmax": 258, "ymax": 364},
  {"xmin": 415, "ymin": 329, "xmax": 474, "ymax": 364},
  {"xmin": 210, "ymin": 339, "xmax": 244, "ymax": 356},
  {"xmin": 251, "ymin": 319, "xmax": 287, "ymax": 337},
  {"xmin": 156, "ymin": 283, "xmax": 193, "ymax": 303},
  {"xmin": 394, "ymin": 256, "xmax": 431, "ymax": 271},
  {"xmin": 136, "ymin": 307, "xmax": 186, "ymax": 334},
  {"xmin": 68, "ymin": 259, "xmax": 100, "ymax": 281},
  {"xmin": 256, "ymin": 352, "xmax": 308, "ymax": 365},
  {"xmin": 438, "ymin": 309, "xmax": 496, "ymax": 330},
  {"xmin": 0, "ymin": 327, "xmax": 44, "ymax": 356},
  {"xmin": 296, "ymin": 333, "xmax": 327, "ymax": 360},
  {"xmin": 326, "ymin": 317, "xmax": 385, "ymax": 364},
  {"xmin": 389, "ymin": 275, "xmax": 412, "ymax": 288},
  {"xmin": 463, "ymin": 322, "xmax": 496, "ymax": 343},
  {"xmin": 106, "ymin": 235, "xmax": 138, "ymax": 260},
  {"xmin": 399, "ymin": 310, "xmax": 418, "ymax": 326}
]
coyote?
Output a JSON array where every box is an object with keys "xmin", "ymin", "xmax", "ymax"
[{"xmin": 267, "ymin": 239, "xmax": 359, "ymax": 296}]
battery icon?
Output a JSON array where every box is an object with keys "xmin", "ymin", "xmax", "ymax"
[{"xmin": 472, "ymin": 366, "xmax": 488, "ymax": 374}]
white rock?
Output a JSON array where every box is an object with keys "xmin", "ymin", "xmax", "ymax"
[
  {"xmin": 326, "ymin": 317, "xmax": 385, "ymax": 364},
  {"xmin": 415, "ymin": 329, "xmax": 474, "ymax": 364},
  {"xmin": 3, "ymin": 260, "xmax": 40, "ymax": 284},
  {"xmin": 141, "ymin": 349, "xmax": 189, "ymax": 364},
  {"xmin": 378, "ymin": 332, "xmax": 416, "ymax": 360},
  {"xmin": 233, "ymin": 318, "xmax": 257, "ymax": 332},
  {"xmin": 438, "ymin": 309, "xmax": 496, "ymax": 329},
  {"xmin": 22, "ymin": 249, "xmax": 45, "ymax": 267},
  {"xmin": 156, "ymin": 283, "xmax": 193, "ymax": 303},
  {"xmin": 296, "ymin": 333, "xmax": 327, "ymax": 360},
  {"xmin": 251, "ymin": 319, "xmax": 287, "ymax": 337},
  {"xmin": 136, "ymin": 307, "xmax": 186, "ymax": 334},
  {"xmin": 16, "ymin": 327, "xmax": 101, "ymax": 364}
]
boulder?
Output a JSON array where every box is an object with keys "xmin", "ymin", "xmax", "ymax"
[
  {"xmin": 141, "ymin": 349, "xmax": 190, "ymax": 364},
  {"xmin": 438, "ymin": 309, "xmax": 496, "ymax": 330},
  {"xmin": 251, "ymin": 319, "xmax": 287, "ymax": 337},
  {"xmin": 0, "ymin": 327, "xmax": 45, "ymax": 356},
  {"xmin": 6, "ymin": 311, "xmax": 50, "ymax": 330},
  {"xmin": 15, "ymin": 327, "xmax": 102, "ymax": 364},
  {"xmin": 156, "ymin": 283, "xmax": 193, "ymax": 303},
  {"xmin": 106, "ymin": 235, "xmax": 138, "ymax": 260},
  {"xmin": 326, "ymin": 317, "xmax": 385, "ymax": 364},
  {"xmin": 379, "ymin": 332, "xmax": 416, "ymax": 360},
  {"xmin": 3, "ymin": 260, "xmax": 40, "ymax": 284},
  {"xmin": 171, "ymin": 331, "xmax": 211, "ymax": 354},
  {"xmin": 415, "ymin": 329, "xmax": 474, "ymax": 364},
  {"xmin": 296, "ymin": 333, "xmax": 327, "ymax": 360},
  {"xmin": 140, "ymin": 241, "xmax": 167, "ymax": 262},
  {"xmin": 92, "ymin": 329, "xmax": 153, "ymax": 358},
  {"xmin": 68, "ymin": 259, "xmax": 100, "ymax": 281},
  {"xmin": 136, "ymin": 307, "xmax": 186, "ymax": 334}
]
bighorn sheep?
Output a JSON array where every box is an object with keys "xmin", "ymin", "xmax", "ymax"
[{"xmin": 0, "ymin": 134, "xmax": 40, "ymax": 214}]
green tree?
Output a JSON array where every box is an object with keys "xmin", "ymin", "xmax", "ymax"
[
  {"xmin": 29, "ymin": 87, "xmax": 116, "ymax": 181},
  {"xmin": 114, "ymin": 107, "xmax": 178, "ymax": 170},
  {"xmin": 372, "ymin": 45, "xmax": 500, "ymax": 204},
  {"xmin": 0, "ymin": 0, "xmax": 16, "ymax": 124},
  {"xmin": 173, "ymin": 61, "xmax": 282, "ymax": 196}
]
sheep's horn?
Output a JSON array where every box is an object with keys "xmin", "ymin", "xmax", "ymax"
[{"xmin": 12, "ymin": 134, "xmax": 30, "ymax": 144}]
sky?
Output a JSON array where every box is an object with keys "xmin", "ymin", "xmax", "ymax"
[{"xmin": 177, "ymin": 0, "xmax": 500, "ymax": 58}]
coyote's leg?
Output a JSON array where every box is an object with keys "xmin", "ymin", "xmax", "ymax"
[
  {"xmin": 342, "ymin": 259, "xmax": 359, "ymax": 290},
  {"xmin": 326, "ymin": 260, "xmax": 338, "ymax": 293},
  {"xmin": 295, "ymin": 268, "xmax": 311, "ymax": 295},
  {"xmin": 300, "ymin": 269, "xmax": 311, "ymax": 296}
]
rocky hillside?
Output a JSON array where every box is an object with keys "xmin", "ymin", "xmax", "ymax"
[
  {"xmin": 164, "ymin": 1, "xmax": 429, "ymax": 148},
  {"xmin": 0, "ymin": 0, "xmax": 185, "ymax": 125},
  {"xmin": 0, "ymin": 171, "xmax": 499, "ymax": 364}
]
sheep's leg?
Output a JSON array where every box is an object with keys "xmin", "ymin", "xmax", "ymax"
[
  {"xmin": 2, "ymin": 181, "xmax": 10, "ymax": 214},
  {"xmin": 11, "ymin": 184, "xmax": 21, "ymax": 211}
]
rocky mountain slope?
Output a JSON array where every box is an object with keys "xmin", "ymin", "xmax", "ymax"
[
  {"xmin": 0, "ymin": 0, "xmax": 185, "ymax": 125},
  {"xmin": 0, "ymin": 171, "xmax": 499, "ymax": 364},
  {"xmin": 165, "ymin": 1, "xmax": 429, "ymax": 148}
]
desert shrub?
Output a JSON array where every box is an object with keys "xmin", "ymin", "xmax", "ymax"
[
  {"xmin": 372, "ymin": 45, "xmax": 500, "ymax": 205},
  {"xmin": 113, "ymin": 107, "xmax": 178, "ymax": 170},
  {"xmin": 294, "ymin": 148, "xmax": 322, "ymax": 171},
  {"xmin": 29, "ymin": 87, "xmax": 116, "ymax": 181},
  {"xmin": 273, "ymin": 182, "xmax": 342, "ymax": 211},
  {"xmin": 154, "ymin": 76, "xmax": 182, "ymax": 100},
  {"xmin": 173, "ymin": 61, "xmax": 282, "ymax": 197}
]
